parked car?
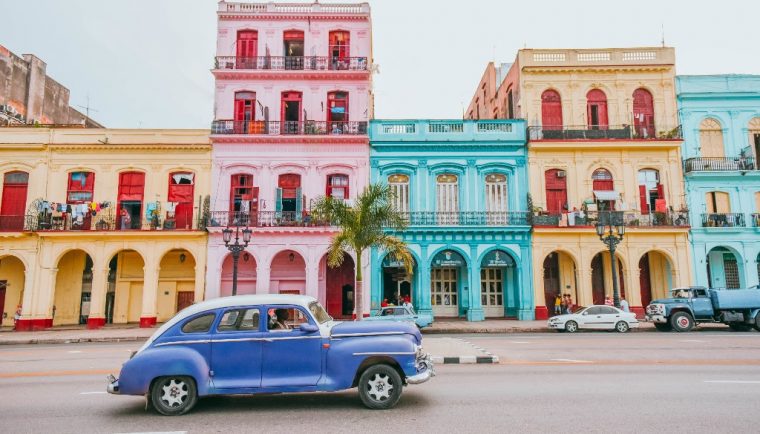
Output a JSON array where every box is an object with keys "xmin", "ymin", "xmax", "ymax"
[
  {"xmin": 646, "ymin": 287, "xmax": 760, "ymax": 332},
  {"xmin": 107, "ymin": 295, "xmax": 434, "ymax": 415},
  {"xmin": 364, "ymin": 305, "xmax": 433, "ymax": 329},
  {"xmin": 548, "ymin": 305, "xmax": 639, "ymax": 333}
]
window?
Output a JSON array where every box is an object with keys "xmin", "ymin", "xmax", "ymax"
[
  {"xmin": 217, "ymin": 309, "xmax": 260, "ymax": 332},
  {"xmin": 431, "ymin": 268, "xmax": 457, "ymax": 307},
  {"xmin": 706, "ymin": 191, "xmax": 730, "ymax": 213},
  {"xmin": 506, "ymin": 87, "xmax": 514, "ymax": 119},
  {"xmin": 230, "ymin": 174, "xmax": 256, "ymax": 213},
  {"xmin": 541, "ymin": 89, "xmax": 563, "ymax": 130},
  {"xmin": 388, "ymin": 174, "xmax": 410, "ymax": 213},
  {"xmin": 281, "ymin": 91, "xmax": 302, "ymax": 134},
  {"xmin": 308, "ymin": 302, "xmax": 331, "ymax": 324},
  {"xmin": 234, "ymin": 91, "xmax": 256, "ymax": 123},
  {"xmin": 181, "ymin": 313, "xmax": 215, "ymax": 333},
  {"xmin": 599, "ymin": 306, "xmax": 618, "ymax": 315},
  {"xmin": 544, "ymin": 169, "xmax": 567, "ymax": 214},
  {"xmin": 485, "ymin": 173, "xmax": 508, "ymax": 218},
  {"xmin": 480, "ymin": 268, "xmax": 503, "ymax": 307},
  {"xmin": 327, "ymin": 91, "xmax": 349, "ymax": 132},
  {"xmin": 638, "ymin": 169, "xmax": 663, "ymax": 214},
  {"xmin": 168, "ymin": 172, "xmax": 195, "ymax": 230},
  {"xmin": 267, "ymin": 307, "xmax": 309, "ymax": 331},
  {"xmin": 586, "ymin": 89, "xmax": 608, "ymax": 129},
  {"xmin": 699, "ymin": 118, "xmax": 724, "ymax": 158},
  {"xmin": 277, "ymin": 174, "xmax": 302, "ymax": 215},
  {"xmin": 326, "ymin": 174, "xmax": 349, "ymax": 200},
  {"xmin": 436, "ymin": 174, "xmax": 459, "ymax": 223},
  {"xmin": 283, "ymin": 30, "xmax": 304, "ymax": 70},
  {"xmin": 749, "ymin": 118, "xmax": 760, "ymax": 162},
  {"xmin": 117, "ymin": 172, "xmax": 145, "ymax": 230},
  {"xmin": 67, "ymin": 171, "xmax": 95, "ymax": 203},
  {"xmin": 329, "ymin": 30, "xmax": 350, "ymax": 70},
  {"xmin": 236, "ymin": 30, "xmax": 258, "ymax": 69},
  {"xmin": 380, "ymin": 308, "xmax": 395, "ymax": 316},
  {"xmin": 585, "ymin": 306, "xmax": 603, "ymax": 315},
  {"xmin": 592, "ymin": 169, "xmax": 615, "ymax": 211},
  {"xmin": 632, "ymin": 88, "xmax": 655, "ymax": 138}
]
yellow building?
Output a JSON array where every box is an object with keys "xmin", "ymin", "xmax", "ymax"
[
  {"xmin": 468, "ymin": 47, "xmax": 692, "ymax": 318},
  {"xmin": 0, "ymin": 128, "xmax": 210, "ymax": 329}
]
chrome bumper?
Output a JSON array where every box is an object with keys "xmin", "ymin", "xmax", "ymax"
[
  {"xmin": 106, "ymin": 374, "xmax": 120, "ymax": 395},
  {"xmin": 408, "ymin": 353, "xmax": 435, "ymax": 385},
  {"xmin": 646, "ymin": 314, "xmax": 667, "ymax": 324}
]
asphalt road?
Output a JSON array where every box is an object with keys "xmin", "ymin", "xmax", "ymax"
[{"xmin": 1, "ymin": 332, "xmax": 759, "ymax": 433}]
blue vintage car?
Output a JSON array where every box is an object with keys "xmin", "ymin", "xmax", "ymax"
[
  {"xmin": 364, "ymin": 305, "xmax": 433, "ymax": 329},
  {"xmin": 107, "ymin": 294, "xmax": 434, "ymax": 415}
]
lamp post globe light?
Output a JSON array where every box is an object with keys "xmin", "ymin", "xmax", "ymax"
[
  {"xmin": 596, "ymin": 212, "xmax": 625, "ymax": 308},
  {"xmin": 222, "ymin": 225, "xmax": 252, "ymax": 296}
]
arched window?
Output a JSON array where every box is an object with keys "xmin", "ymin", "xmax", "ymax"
[
  {"xmin": 436, "ymin": 174, "xmax": 459, "ymax": 224},
  {"xmin": 329, "ymin": 30, "xmax": 350, "ymax": 70},
  {"xmin": 485, "ymin": 173, "xmax": 508, "ymax": 225},
  {"xmin": 541, "ymin": 90, "xmax": 563, "ymax": 130},
  {"xmin": 592, "ymin": 169, "xmax": 615, "ymax": 210},
  {"xmin": 0, "ymin": 171, "xmax": 29, "ymax": 230},
  {"xmin": 236, "ymin": 30, "xmax": 258, "ymax": 69},
  {"xmin": 388, "ymin": 174, "xmax": 410, "ymax": 213},
  {"xmin": 67, "ymin": 171, "xmax": 95, "ymax": 203},
  {"xmin": 748, "ymin": 117, "xmax": 760, "ymax": 162},
  {"xmin": 637, "ymin": 169, "xmax": 663, "ymax": 214},
  {"xmin": 699, "ymin": 118, "xmax": 724, "ymax": 158},
  {"xmin": 544, "ymin": 169, "xmax": 567, "ymax": 214},
  {"xmin": 586, "ymin": 89, "xmax": 608, "ymax": 130},
  {"xmin": 592, "ymin": 169, "xmax": 614, "ymax": 190},
  {"xmin": 506, "ymin": 86, "xmax": 514, "ymax": 119},
  {"xmin": 632, "ymin": 88, "xmax": 655, "ymax": 138}
]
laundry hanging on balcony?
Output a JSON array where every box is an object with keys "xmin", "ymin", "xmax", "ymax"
[{"xmin": 593, "ymin": 190, "xmax": 620, "ymax": 201}]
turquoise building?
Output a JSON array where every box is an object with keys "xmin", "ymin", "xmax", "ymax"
[
  {"xmin": 677, "ymin": 75, "xmax": 760, "ymax": 289},
  {"xmin": 368, "ymin": 120, "xmax": 533, "ymax": 321}
]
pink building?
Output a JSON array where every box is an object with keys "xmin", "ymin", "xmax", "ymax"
[{"xmin": 207, "ymin": 1, "xmax": 372, "ymax": 319}]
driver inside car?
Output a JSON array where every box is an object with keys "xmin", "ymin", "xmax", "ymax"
[{"xmin": 270, "ymin": 308, "xmax": 290, "ymax": 330}]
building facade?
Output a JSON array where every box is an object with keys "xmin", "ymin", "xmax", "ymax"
[
  {"xmin": 369, "ymin": 119, "xmax": 533, "ymax": 322},
  {"xmin": 0, "ymin": 128, "xmax": 211, "ymax": 329},
  {"xmin": 468, "ymin": 48, "xmax": 692, "ymax": 318},
  {"xmin": 206, "ymin": 1, "xmax": 373, "ymax": 319},
  {"xmin": 677, "ymin": 75, "xmax": 760, "ymax": 289}
]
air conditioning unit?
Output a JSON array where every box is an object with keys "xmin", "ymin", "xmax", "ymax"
[{"xmin": 556, "ymin": 170, "xmax": 567, "ymax": 178}]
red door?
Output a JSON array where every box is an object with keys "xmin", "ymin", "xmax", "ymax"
[
  {"xmin": 234, "ymin": 91, "xmax": 256, "ymax": 134},
  {"xmin": 586, "ymin": 89, "xmax": 608, "ymax": 129},
  {"xmin": 176, "ymin": 291, "xmax": 194, "ymax": 312},
  {"xmin": 281, "ymin": 92, "xmax": 302, "ymax": 134},
  {"xmin": 633, "ymin": 88, "xmax": 655, "ymax": 138},
  {"xmin": 544, "ymin": 169, "xmax": 567, "ymax": 214},
  {"xmin": 639, "ymin": 254, "xmax": 652, "ymax": 308},
  {"xmin": 0, "ymin": 282, "xmax": 5, "ymax": 324},
  {"xmin": 591, "ymin": 255, "xmax": 605, "ymax": 305},
  {"xmin": 236, "ymin": 30, "xmax": 258, "ymax": 69},
  {"xmin": 117, "ymin": 172, "xmax": 145, "ymax": 229},
  {"xmin": 67, "ymin": 172, "xmax": 95, "ymax": 230},
  {"xmin": 329, "ymin": 30, "xmax": 350, "ymax": 70},
  {"xmin": 1, "ymin": 171, "xmax": 29, "ymax": 231},
  {"xmin": 168, "ymin": 173, "xmax": 195, "ymax": 230},
  {"xmin": 327, "ymin": 91, "xmax": 348, "ymax": 133},
  {"xmin": 541, "ymin": 90, "xmax": 563, "ymax": 130}
]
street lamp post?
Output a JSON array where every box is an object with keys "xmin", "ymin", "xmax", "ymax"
[
  {"xmin": 222, "ymin": 224, "xmax": 252, "ymax": 296},
  {"xmin": 596, "ymin": 214, "xmax": 625, "ymax": 308}
]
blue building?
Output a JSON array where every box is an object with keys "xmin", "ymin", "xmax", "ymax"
[
  {"xmin": 677, "ymin": 75, "xmax": 760, "ymax": 289},
  {"xmin": 368, "ymin": 120, "xmax": 533, "ymax": 321}
]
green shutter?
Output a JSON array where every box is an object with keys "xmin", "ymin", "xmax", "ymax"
[
  {"xmin": 295, "ymin": 187, "xmax": 303, "ymax": 221},
  {"xmin": 275, "ymin": 188, "xmax": 283, "ymax": 217}
]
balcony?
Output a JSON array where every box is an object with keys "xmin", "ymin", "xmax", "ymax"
[
  {"xmin": 370, "ymin": 119, "xmax": 527, "ymax": 143},
  {"xmin": 23, "ymin": 205, "xmax": 200, "ymax": 232},
  {"xmin": 220, "ymin": 2, "xmax": 370, "ymax": 15},
  {"xmin": 211, "ymin": 120, "xmax": 367, "ymax": 136},
  {"xmin": 401, "ymin": 211, "xmax": 531, "ymax": 226},
  {"xmin": 206, "ymin": 211, "xmax": 330, "ymax": 228},
  {"xmin": 528, "ymin": 125, "xmax": 682, "ymax": 141},
  {"xmin": 0, "ymin": 215, "xmax": 26, "ymax": 232},
  {"xmin": 214, "ymin": 56, "xmax": 369, "ymax": 71},
  {"xmin": 701, "ymin": 213, "xmax": 746, "ymax": 228},
  {"xmin": 684, "ymin": 157, "xmax": 757, "ymax": 173},
  {"xmin": 533, "ymin": 211, "xmax": 689, "ymax": 228}
]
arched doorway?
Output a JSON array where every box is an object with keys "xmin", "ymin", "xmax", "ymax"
[
  {"xmin": 324, "ymin": 252, "xmax": 355, "ymax": 319},
  {"xmin": 638, "ymin": 251, "xmax": 673, "ymax": 311},
  {"xmin": 381, "ymin": 254, "xmax": 417, "ymax": 308},
  {"xmin": 541, "ymin": 89, "xmax": 563, "ymax": 130},
  {"xmin": 706, "ymin": 247, "xmax": 742, "ymax": 289},
  {"xmin": 270, "ymin": 250, "xmax": 306, "ymax": 294},
  {"xmin": 586, "ymin": 89, "xmax": 608, "ymax": 129},
  {"xmin": 158, "ymin": 250, "xmax": 196, "ymax": 322},
  {"xmin": 53, "ymin": 250, "xmax": 93, "ymax": 326},
  {"xmin": 542, "ymin": 251, "xmax": 577, "ymax": 318},
  {"xmin": 430, "ymin": 249, "xmax": 467, "ymax": 317},
  {"xmin": 0, "ymin": 255, "xmax": 25, "ymax": 327},
  {"xmin": 221, "ymin": 252, "xmax": 256, "ymax": 296},
  {"xmin": 591, "ymin": 252, "xmax": 625, "ymax": 305},
  {"xmin": 107, "ymin": 250, "xmax": 145, "ymax": 324},
  {"xmin": 632, "ymin": 88, "xmax": 655, "ymax": 138},
  {"xmin": 480, "ymin": 250, "xmax": 517, "ymax": 318}
]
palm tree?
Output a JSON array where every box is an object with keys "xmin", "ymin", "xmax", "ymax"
[{"xmin": 312, "ymin": 183, "xmax": 413, "ymax": 320}]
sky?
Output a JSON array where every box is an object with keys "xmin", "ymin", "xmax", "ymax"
[{"xmin": 1, "ymin": 0, "xmax": 759, "ymax": 128}]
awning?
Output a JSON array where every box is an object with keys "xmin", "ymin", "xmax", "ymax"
[{"xmin": 594, "ymin": 190, "xmax": 620, "ymax": 201}]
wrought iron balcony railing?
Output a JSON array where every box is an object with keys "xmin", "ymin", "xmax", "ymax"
[
  {"xmin": 211, "ymin": 120, "xmax": 368, "ymax": 136},
  {"xmin": 532, "ymin": 210, "xmax": 689, "ymax": 228},
  {"xmin": 400, "ymin": 211, "xmax": 531, "ymax": 226},
  {"xmin": 23, "ymin": 204, "xmax": 199, "ymax": 232},
  {"xmin": 528, "ymin": 125, "xmax": 682, "ymax": 141},
  {"xmin": 684, "ymin": 157, "xmax": 757, "ymax": 173},
  {"xmin": 214, "ymin": 56, "xmax": 369, "ymax": 71},
  {"xmin": 206, "ymin": 211, "xmax": 330, "ymax": 228},
  {"xmin": 702, "ymin": 213, "xmax": 746, "ymax": 228}
]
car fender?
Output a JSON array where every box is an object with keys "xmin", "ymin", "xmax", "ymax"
[
  {"xmin": 118, "ymin": 346, "xmax": 211, "ymax": 396},
  {"xmin": 665, "ymin": 304, "xmax": 695, "ymax": 319},
  {"xmin": 323, "ymin": 334, "xmax": 417, "ymax": 390}
]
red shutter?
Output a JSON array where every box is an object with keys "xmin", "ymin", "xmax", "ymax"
[
  {"xmin": 639, "ymin": 185, "xmax": 649, "ymax": 214},
  {"xmin": 118, "ymin": 172, "xmax": 145, "ymax": 202},
  {"xmin": 541, "ymin": 90, "xmax": 563, "ymax": 130},
  {"xmin": 633, "ymin": 88, "xmax": 655, "ymax": 137},
  {"xmin": 544, "ymin": 170, "xmax": 567, "ymax": 214},
  {"xmin": 1, "ymin": 171, "xmax": 29, "ymax": 218},
  {"xmin": 169, "ymin": 173, "xmax": 195, "ymax": 230},
  {"xmin": 586, "ymin": 89, "xmax": 608, "ymax": 129}
]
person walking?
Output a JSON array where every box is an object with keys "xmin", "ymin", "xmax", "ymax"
[
  {"xmin": 620, "ymin": 298, "xmax": 630, "ymax": 312},
  {"xmin": 604, "ymin": 296, "xmax": 613, "ymax": 306},
  {"xmin": 566, "ymin": 295, "xmax": 574, "ymax": 314},
  {"xmin": 554, "ymin": 294, "xmax": 562, "ymax": 315}
]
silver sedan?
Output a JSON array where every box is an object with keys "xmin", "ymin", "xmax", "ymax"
[{"xmin": 548, "ymin": 305, "xmax": 639, "ymax": 333}]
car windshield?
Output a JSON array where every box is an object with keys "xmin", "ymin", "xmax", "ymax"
[
  {"xmin": 671, "ymin": 289, "xmax": 691, "ymax": 298},
  {"xmin": 308, "ymin": 302, "xmax": 332, "ymax": 324}
]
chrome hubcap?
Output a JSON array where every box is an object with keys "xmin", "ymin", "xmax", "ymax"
[
  {"xmin": 367, "ymin": 373, "xmax": 393, "ymax": 401},
  {"xmin": 160, "ymin": 379, "xmax": 188, "ymax": 408},
  {"xmin": 678, "ymin": 318, "xmax": 689, "ymax": 328}
]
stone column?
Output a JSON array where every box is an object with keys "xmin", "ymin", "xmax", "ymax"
[
  {"xmin": 305, "ymin": 261, "xmax": 319, "ymax": 300},
  {"xmin": 256, "ymin": 265, "xmax": 271, "ymax": 294},
  {"xmin": 417, "ymin": 245, "xmax": 433, "ymax": 322},
  {"xmin": 16, "ymin": 266, "xmax": 42, "ymax": 331},
  {"xmin": 86, "ymin": 267, "xmax": 109, "ymax": 329},
  {"xmin": 194, "ymin": 262, "xmax": 205, "ymax": 303},
  {"xmin": 466, "ymin": 245, "xmax": 484, "ymax": 321},
  {"xmin": 140, "ymin": 266, "xmax": 160, "ymax": 328},
  {"xmin": 518, "ymin": 245, "xmax": 535, "ymax": 320}
]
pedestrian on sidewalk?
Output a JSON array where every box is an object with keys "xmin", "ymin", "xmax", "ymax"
[
  {"xmin": 604, "ymin": 296, "xmax": 613, "ymax": 306},
  {"xmin": 13, "ymin": 305, "xmax": 21, "ymax": 327},
  {"xmin": 554, "ymin": 294, "xmax": 562, "ymax": 315},
  {"xmin": 566, "ymin": 295, "xmax": 575, "ymax": 314},
  {"xmin": 620, "ymin": 298, "xmax": 630, "ymax": 312}
]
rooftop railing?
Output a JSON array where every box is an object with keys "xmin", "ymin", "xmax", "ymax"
[
  {"xmin": 214, "ymin": 56, "xmax": 369, "ymax": 71},
  {"xmin": 528, "ymin": 125, "xmax": 682, "ymax": 141},
  {"xmin": 211, "ymin": 120, "xmax": 367, "ymax": 136},
  {"xmin": 221, "ymin": 2, "xmax": 370, "ymax": 14},
  {"xmin": 684, "ymin": 157, "xmax": 757, "ymax": 173}
]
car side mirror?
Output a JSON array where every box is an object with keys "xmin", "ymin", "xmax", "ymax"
[
  {"xmin": 582, "ymin": 312, "xmax": 588, "ymax": 316},
  {"xmin": 299, "ymin": 323, "xmax": 319, "ymax": 333}
]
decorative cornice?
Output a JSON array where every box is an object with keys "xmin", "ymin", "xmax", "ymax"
[
  {"xmin": 212, "ymin": 70, "xmax": 371, "ymax": 81},
  {"xmin": 210, "ymin": 135, "xmax": 368, "ymax": 145},
  {"xmin": 218, "ymin": 14, "xmax": 370, "ymax": 22}
]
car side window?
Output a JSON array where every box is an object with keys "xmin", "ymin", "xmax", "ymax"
[
  {"xmin": 218, "ymin": 308, "xmax": 260, "ymax": 332},
  {"xmin": 395, "ymin": 308, "xmax": 406, "ymax": 316},
  {"xmin": 600, "ymin": 307, "xmax": 617, "ymax": 314},
  {"xmin": 586, "ymin": 307, "xmax": 601, "ymax": 315},
  {"xmin": 695, "ymin": 289, "xmax": 707, "ymax": 297},
  {"xmin": 381, "ymin": 308, "xmax": 394, "ymax": 316},
  {"xmin": 267, "ymin": 307, "xmax": 308, "ymax": 332},
  {"xmin": 181, "ymin": 313, "xmax": 215, "ymax": 334}
]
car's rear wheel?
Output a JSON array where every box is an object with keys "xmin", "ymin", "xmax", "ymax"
[
  {"xmin": 670, "ymin": 312, "xmax": 694, "ymax": 332},
  {"xmin": 564, "ymin": 321, "xmax": 578, "ymax": 333},
  {"xmin": 150, "ymin": 376, "xmax": 197, "ymax": 416},
  {"xmin": 654, "ymin": 323, "xmax": 673, "ymax": 332},
  {"xmin": 615, "ymin": 321, "xmax": 630, "ymax": 333},
  {"xmin": 358, "ymin": 364, "xmax": 403, "ymax": 410}
]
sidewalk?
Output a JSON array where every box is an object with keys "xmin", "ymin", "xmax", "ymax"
[{"xmin": 0, "ymin": 319, "xmax": 734, "ymax": 345}]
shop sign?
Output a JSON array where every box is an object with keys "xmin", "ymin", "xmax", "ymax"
[
  {"xmin": 431, "ymin": 250, "xmax": 465, "ymax": 268},
  {"xmin": 481, "ymin": 250, "xmax": 514, "ymax": 268}
]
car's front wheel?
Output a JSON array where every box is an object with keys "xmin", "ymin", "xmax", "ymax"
[
  {"xmin": 358, "ymin": 364, "xmax": 403, "ymax": 410},
  {"xmin": 670, "ymin": 312, "xmax": 694, "ymax": 333},
  {"xmin": 150, "ymin": 376, "xmax": 198, "ymax": 416},
  {"xmin": 564, "ymin": 321, "xmax": 579, "ymax": 333},
  {"xmin": 615, "ymin": 321, "xmax": 630, "ymax": 333}
]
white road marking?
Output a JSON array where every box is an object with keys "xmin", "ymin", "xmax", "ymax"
[
  {"xmin": 67, "ymin": 350, "xmax": 82, "ymax": 354},
  {"xmin": 703, "ymin": 380, "xmax": 760, "ymax": 384},
  {"xmin": 79, "ymin": 391, "xmax": 107, "ymax": 395},
  {"xmin": 115, "ymin": 432, "xmax": 187, "ymax": 434},
  {"xmin": 509, "ymin": 341, "xmax": 531, "ymax": 344},
  {"xmin": 551, "ymin": 358, "xmax": 594, "ymax": 364},
  {"xmin": 679, "ymin": 340, "xmax": 705, "ymax": 343}
]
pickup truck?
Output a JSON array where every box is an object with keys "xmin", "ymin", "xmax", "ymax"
[{"xmin": 646, "ymin": 287, "xmax": 760, "ymax": 332}]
